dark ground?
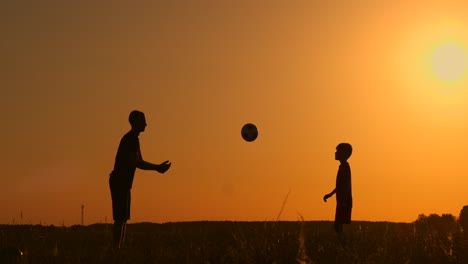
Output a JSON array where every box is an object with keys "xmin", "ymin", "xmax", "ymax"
[{"xmin": 1, "ymin": 219, "xmax": 467, "ymax": 263}]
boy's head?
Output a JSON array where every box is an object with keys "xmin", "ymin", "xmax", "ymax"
[
  {"xmin": 335, "ymin": 143, "xmax": 352, "ymax": 161},
  {"xmin": 129, "ymin": 110, "xmax": 147, "ymax": 132}
]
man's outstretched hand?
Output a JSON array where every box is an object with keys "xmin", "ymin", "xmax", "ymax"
[
  {"xmin": 323, "ymin": 193, "xmax": 331, "ymax": 202},
  {"xmin": 156, "ymin": 160, "xmax": 172, "ymax": 174}
]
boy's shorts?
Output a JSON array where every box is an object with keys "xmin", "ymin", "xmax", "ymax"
[
  {"xmin": 335, "ymin": 205, "xmax": 352, "ymax": 224},
  {"xmin": 109, "ymin": 176, "xmax": 131, "ymax": 221}
]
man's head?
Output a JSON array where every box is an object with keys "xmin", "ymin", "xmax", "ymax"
[
  {"xmin": 129, "ymin": 110, "xmax": 147, "ymax": 133},
  {"xmin": 335, "ymin": 143, "xmax": 352, "ymax": 161}
]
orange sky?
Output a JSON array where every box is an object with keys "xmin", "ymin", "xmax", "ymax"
[{"xmin": 2, "ymin": 1, "xmax": 468, "ymax": 225}]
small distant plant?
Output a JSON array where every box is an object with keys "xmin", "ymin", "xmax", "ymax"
[{"xmin": 460, "ymin": 206, "xmax": 468, "ymax": 236}]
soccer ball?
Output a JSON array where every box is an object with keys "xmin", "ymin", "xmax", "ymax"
[{"xmin": 241, "ymin": 123, "xmax": 258, "ymax": 142}]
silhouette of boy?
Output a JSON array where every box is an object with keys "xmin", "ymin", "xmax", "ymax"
[
  {"xmin": 109, "ymin": 110, "xmax": 171, "ymax": 249},
  {"xmin": 323, "ymin": 143, "xmax": 352, "ymax": 246}
]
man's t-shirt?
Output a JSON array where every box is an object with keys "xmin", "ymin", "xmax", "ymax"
[
  {"xmin": 336, "ymin": 162, "xmax": 352, "ymax": 208},
  {"xmin": 110, "ymin": 130, "xmax": 140, "ymax": 189}
]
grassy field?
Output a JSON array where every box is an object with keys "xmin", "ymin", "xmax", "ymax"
[{"xmin": 1, "ymin": 219, "xmax": 467, "ymax": 263}]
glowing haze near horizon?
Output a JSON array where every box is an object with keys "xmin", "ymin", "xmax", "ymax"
[{"xmin": 2, "ymin": 1, "xmax": 468, "ymax": 226}]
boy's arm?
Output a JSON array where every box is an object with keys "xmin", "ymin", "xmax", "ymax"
[{"xmin": 323, "ymin": 188, "xmax": 336, "ymax": 202}]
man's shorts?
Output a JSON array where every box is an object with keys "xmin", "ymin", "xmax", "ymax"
[
  {"xmin": 109, "ymin": 176, "xmax": 131, "ymax": 221},
  {"xmin": 335, "ymin": 205, "xmax": 352, "ymax": 224}
]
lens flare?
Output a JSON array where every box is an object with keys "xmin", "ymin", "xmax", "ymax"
[{"xmin": 431, "ymin": 43, "xmax": 467, "ymax": 82}]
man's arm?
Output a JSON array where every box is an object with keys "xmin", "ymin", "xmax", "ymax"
[{"xmin": 130, "ymin": 151, "xmax": 171, "ymax": 173}]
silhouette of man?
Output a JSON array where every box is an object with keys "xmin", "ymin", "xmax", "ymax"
[
  {"xmin": 109, "ymin": 110, "xmax": 171, "ymax": 249},
  {"xmin": 323, "ymin": 143, "xmax": 352, "ymax": 246}
]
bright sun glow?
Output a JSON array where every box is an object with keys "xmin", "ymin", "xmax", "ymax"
[{"xmin": 431, "ymin": 43, "xmax": 467, "ymax": 82}]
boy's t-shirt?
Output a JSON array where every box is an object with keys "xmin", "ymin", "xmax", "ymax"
[{"xmin": 336, "ymin": 162, "xmax": 352, "ymax": 207}]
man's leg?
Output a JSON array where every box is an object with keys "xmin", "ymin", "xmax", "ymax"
[
  {"xmin": 120, "ymin": 221, "xmax": 127, "ymax": 248},
  {"xmin": 113, "ymin": 220, "xmax": 126, "ymax": 249},
  {"xmin": 118, "ymin": 189, "xmax": 130, "ymax": 248},
  {"xmin": 110, "ymin": 183, "xmax": 130, "ymax": 250}
]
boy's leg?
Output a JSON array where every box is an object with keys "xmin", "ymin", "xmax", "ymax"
[
  {"xmin": 334, "ymin": 222, "xmax": 347, "ymax": 246},
  {"xmin": 334, "ymin": 222, "xmax": 343, "ymax": 233},
  {"xmin": 335, "ymin": 205, "xmax": 352, "ymax": 247}
]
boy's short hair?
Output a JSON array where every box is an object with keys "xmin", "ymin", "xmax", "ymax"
[
  {"xmin": 337, "ymin": 143, "xmax": 353, "ymax": 159},
  {"xmin": 129, "ymin": 110, "xmax": 145, "ymax": 125}
]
